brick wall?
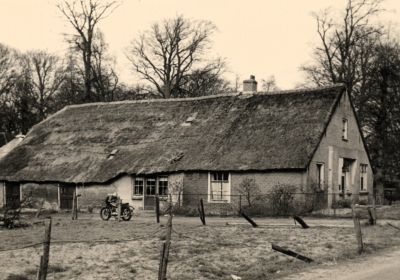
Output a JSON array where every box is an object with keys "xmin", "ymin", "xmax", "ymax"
[
  {"xmin": 181, "ymin": 171, "xmax": 306, "ymax": 215},
  {"xmin": 309, "ymin": 91, "xmax": 374, "ymax": 207}
]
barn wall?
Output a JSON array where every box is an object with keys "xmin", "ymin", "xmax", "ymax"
[
  {"xmin": 77, "ymin": 175, "xmax": 142, "ymax": 211},
  {"xmin": 182, "ymin": 171, "xmax": 306, "ymax": 215},
  {"xmin": 309, "ymin": 92, "xmax": 374, "ymax": 207}
]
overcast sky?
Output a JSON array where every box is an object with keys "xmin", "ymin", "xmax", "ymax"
[{"xmin": 1, "ymin": 0, "xmax": 399, "ymax": 89}]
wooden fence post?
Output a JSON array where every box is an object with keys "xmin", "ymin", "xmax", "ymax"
[
  {"xmin": 271, "ymin": 244, "xmax": 314, "ymax": 263},
  {"xmin": 71, "ymin": 190, "xmax": 76, "ymax": 220},
  {"xmin": 159, "ymin": 195, "xmax": 173, "ymax": 280},
  {"xmin": 241, "ymin": 211, "xmax": 258, "ymax": 228},
  {"xmin": 352, "ymin": 205, "xmax": 364, "ymax": 254},
  {"xmin": 155, "ymin": 196, "xmax": 160, "ymax": 224},
  {"xmin": 239, "ymin": 195, "xmax": 242, "ymax": 215},
  {"xmin": 197, "ymin": 199, "xmax": 206, "ymax": 226},
  {"xmin": 38, "ymin": 217, "xmax": 52, "ymax": 280},
  {"xmin": 36, "ymin": 256, "xmax": 44, "ymax": 280},
  {"xmin": 117, "ymin": 198, "xmax": 121, "ymax": 222}
]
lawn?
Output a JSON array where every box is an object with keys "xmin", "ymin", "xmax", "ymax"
[{"xmin": 1, "ymin": 213, "xmax": 400, "ymax": 280}]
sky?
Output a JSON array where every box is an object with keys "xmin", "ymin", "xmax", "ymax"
[{"xmin": 0, "ymin": 0, "xmax": 399, "ymax": 89}]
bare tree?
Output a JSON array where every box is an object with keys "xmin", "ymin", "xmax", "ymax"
[
  {"xmin": 261, "ymin": 75, "xmax": 279, "ymax": 92},
  {"xmin": 0, "ymin": 43, "xmax": 18, "ymax": 98},
  {"xmin": 57, "ymin": 0, "xmax": 119, "ymax": 102},
  {"xmin": 302, "ymin": 0, "xmax": 383, "ymax": 98},
  {"xmin": 21, "ymin": 51, "xmax": 65, "ymax": 118},
  {"xmin": 127, "ymin": 15, "xmax": 223, "ymax": 98},
  {"xmin": 91, "ymin": 31, "xmax": 119, "ymax": 101},
  {"xmin": 238, "ymin": 178, "xmax": 261, "ymax": 207}
]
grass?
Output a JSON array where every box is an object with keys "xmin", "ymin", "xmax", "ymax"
[{"xmin": 1, "ymin": 213, "xmax": 400, "ymax": 279}]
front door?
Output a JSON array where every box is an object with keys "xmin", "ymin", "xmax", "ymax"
[
  {"xmin": 144, "ymin": 177, "xmax": 156, "ymax": 210},
  {"xmin": 59, "ymin": 185, "xmax": 75, "ymax": 209},
  {"xmin": 5, "ymin": 182, "xmax": 20, "ymax": 209}
]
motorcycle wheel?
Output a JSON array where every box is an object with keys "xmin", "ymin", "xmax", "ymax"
[
  {"xmin": 100, "ymin": 207, "xmax": 111, "ymax": 221},
  {"xmin": 121, "ymin": 207, "xmax": 132, "ymax": 221}
]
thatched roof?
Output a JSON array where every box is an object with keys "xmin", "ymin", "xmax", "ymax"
[
  {"xmin": 0, "ymin": 135, "xmax": 24, "ymax": 160},
  {"xmin": 0, "ymin": 85, "xmax": 344, "ymax": 184}
]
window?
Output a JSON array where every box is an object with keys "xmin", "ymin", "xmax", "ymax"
[
  {"xmin": 146, "ymin": 177, "xmax": 156, "ymax": 195},
  {"xmin": 316, "ymin": 163, "xmax": 324, "ymax": 189},
  {"xmin": 339, "ymin": 158, "xmax": 355, "ymax": 194},
  {"xmin": 158, "ymin": 176, "xmax": 168, "ymax": 196},
  {"xmin": 209, "ymin": 172, "xmax": 230, "ymax": 202},
  {"xmin": 360, "ymin": 164, "xmax": 368, "ymax": 191},
  {"xmin": 342, "ymin": 119, "xmax": 348, "ymax": 140},
  {"xmin": 134, "ymin": 178, "xmax": 144, "ymax": 195}
]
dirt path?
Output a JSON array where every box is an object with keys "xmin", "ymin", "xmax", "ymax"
[{"xmin": 283, "ymin": 246, "xmax": 400, "ymax": 280}]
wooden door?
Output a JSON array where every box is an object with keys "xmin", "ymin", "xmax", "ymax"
[
  {"xmin": 144, "ymin": 177, "xmax": 156, "ymax": 210},
  {"xmin": 59, "ymin": 185, "xmax": 75, "ymax": 209},
  {"xmin": 5, "ymin": 182, "xmax": 20, "ymax": 209}
]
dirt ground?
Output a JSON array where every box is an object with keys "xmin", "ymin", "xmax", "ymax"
[{"xmin": 1, "ymin": 213, "xmax": 400, "ymax": 280}]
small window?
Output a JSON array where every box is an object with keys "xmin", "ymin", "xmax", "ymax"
[
  {"xmin": 342, "ymin": 119, "xmax": 348, "ymax": 140},
  {"xmin": 360, "ymin": 164, "xmax": 368, "ymax": 191},
  {"xmin": 211, "ymin": 172, "xmax": 229, "ymax": 182},
  {"xmin": 146, "ymin": 178, "xmax": 156, "ymax": 195},
  {"xmin": 158, "ymin": 176, "xmax": 168, "ymax": 196},
  {"xmin": 209, "ymin": 172, "xmax": 230, "ymax": 202},
  {"xmin": 134, "ymin": 178, "xmax": 144, "ymax": 196},
  {"xmin": 316, "ymin": 163, "xmax": 324, "ymax": 189}
]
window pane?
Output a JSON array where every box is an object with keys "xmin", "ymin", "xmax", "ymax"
[
  {"xmin": 158, "ymin": 176, "xmax": 168, "ymax": 196},
  {"xmin": 134, "ymin": 178, "xmax": 144, "ymax": 195},
  {"xmin": 146, "ymin": 178, "xmax": 156, "ymax": 195}
]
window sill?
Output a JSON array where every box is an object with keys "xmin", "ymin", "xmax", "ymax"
[
  {"xmin": 132, "ymin": 196, "xmax": 143, "ymax": 200},
  {"xmin": 359, "ymin": 191, "xmax": 369, "ymax": 195}
]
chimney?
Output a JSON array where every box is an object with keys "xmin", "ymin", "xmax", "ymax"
[{"xmin": 243, "ymin": 75, "xmax": 257, "ymax": 93}]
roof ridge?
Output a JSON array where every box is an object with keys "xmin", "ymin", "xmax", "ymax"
[{"xmin": 62, "ymin": 84, "xmax": 344, "ymax": 110}]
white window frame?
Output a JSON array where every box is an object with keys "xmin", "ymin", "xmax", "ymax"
[
  {"xmin": 158, "ymin": 176, "xmax": 169, "ymax": 197},
  {"xmin": 133, "ymin": 177, "xmax": 144, "ymax": 197},
  {"xmin": 208, "ymin": 172, "xmax": 231, "ymax": 203},
  {"xmin": 316, "ymin": 163, "xmax": 325, "ymax": 189},
  {"xmin": 360, "ymin": 164, "xmax": 368, "ymax": 192}
]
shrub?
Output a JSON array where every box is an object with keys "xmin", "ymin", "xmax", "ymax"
[
  {"xmin": 268, "ymin": 184, "xmax": 296, "ymax": 215},
  {"xmin": 332, "ymin": 198, "xmax": 352, "ymax": 209}
]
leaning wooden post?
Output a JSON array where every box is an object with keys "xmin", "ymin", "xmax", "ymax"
[
  {"xmin": 71, "ymin": 189, "xmax": 76, "ymax": 220},
  {"xmin": 241, "ymin": 211, "xmax": 258, "ymax": 228},
  {"xmin": 198, "ymin": 198, "xmax": 206, "ymax": 226},
  {"xmin": 38, "ymin": 217, "xmax": 52, "ymax": 280},
  {"xmin": 117, "ymin": 198, "xmax": 121, "ymax": 222},
  {"xmin": 352, "ymin": 205, "xmax": 364, "ymax": 254},
  {"xmin": 36, "ymin": 255, "xmax": 44, "ymax": 280},
  {"xmin": 159, "ymin": 195, "xmax": 173, "ymax": 280},
  {"xmin": 155, "ymin": 196, "xmax": 160, "ymax": 224}
]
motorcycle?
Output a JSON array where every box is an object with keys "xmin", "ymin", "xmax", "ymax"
[{"xmin": 100, "ymin": 194, "xmax": 134, "ymax": 221}]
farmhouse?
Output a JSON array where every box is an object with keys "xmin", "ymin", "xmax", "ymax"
[{"xmin": 0, "ymin": 78, "xmax": 374, "ymax": 212}]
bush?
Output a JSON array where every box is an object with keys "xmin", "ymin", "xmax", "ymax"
[
  {"xmin": 268, "ymin": 184, "xmax": 296, "ymax": 215},
  {"xmin": 332, "ymin": 198, "xmax": 352, "ymax": 209}
]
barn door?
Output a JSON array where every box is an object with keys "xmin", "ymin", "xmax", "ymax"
[
  {"xmin": 59, "ymin": 185, "xmax": 75, "ymax": 209},
  {"xmin": 5, "ymin": 182, "xmax": 20, "ymax": 209}
]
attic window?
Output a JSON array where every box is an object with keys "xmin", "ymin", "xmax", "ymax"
[
  {"xmin": 181, "ymin": 112, "xmax": 198, "ymax": 126},
  {"xmin": 107, "ymin": 149, "xmax": 119, "ymax": 160},
  {"xmin": 342, "ymin": 119, "xmax": 348, "ymax": 141}
]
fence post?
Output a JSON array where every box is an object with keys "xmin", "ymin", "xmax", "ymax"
[
  {"xmin": 239, "ymin": 195, "xmax": 242, "ymax": 215},
  {"xmin": 71, "ymin": 189, "xmax": 76, "ymax": 220},
  {"xmin": 159, "ymin": 195, "xmax": 173, "ymax": 280},
  {"xmin": 38, "ymin": 217, "xmax": 52, "ymax": 280},
  {"xmin": 155, "ymin": 196, "xmax": 160, "ymax": 224},
  {"xmin": 352, "ymin": 205, "xmax": 363, "ymax": 254},
  {"xmin": 117, "ymin": 198, "xmax": 121, "ymax": 222},
  {"xmin": 198, "ymin": 198, "xmax": 206, "ymax": 226}
]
